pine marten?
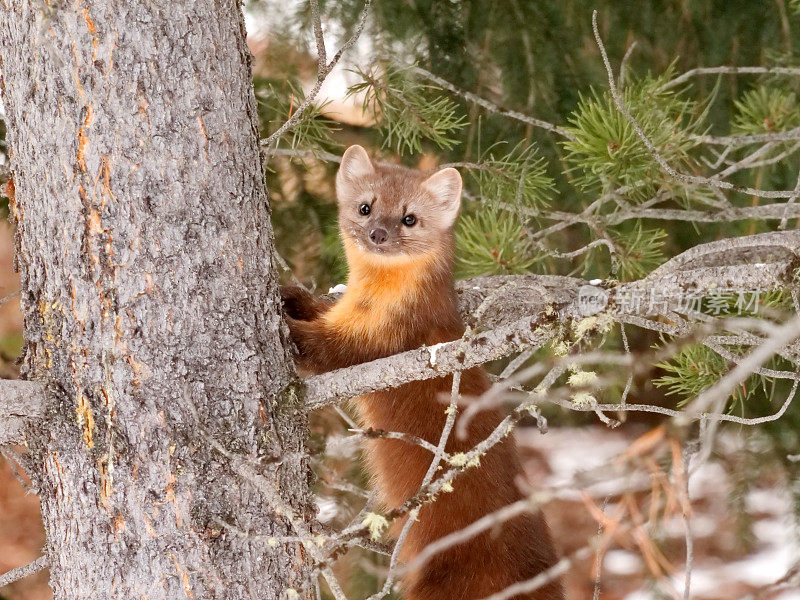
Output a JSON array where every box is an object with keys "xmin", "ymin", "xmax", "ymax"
[{"xmin": 282, "ymin": 145, "xmax": 563, "ymax": 600}]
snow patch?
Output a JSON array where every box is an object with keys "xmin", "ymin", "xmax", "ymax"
[
  {"xmin": 428, "ymin": 342, "xmax": 445, "ymax": 368},
  {"xmin": 604, "ymin": 550, "xmax": 642, "ymax": 575},
  {"xmin": 316, "ymin": 497, "xmax": 339, "ymax": 523},
  {"xmin": 746, "ymin": 487, "xmax": 792, "ymax": 517}
]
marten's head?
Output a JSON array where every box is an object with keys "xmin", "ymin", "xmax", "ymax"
[{"xmin": 335, "ymin": 145, "xmax": 462, "ymax": 263}]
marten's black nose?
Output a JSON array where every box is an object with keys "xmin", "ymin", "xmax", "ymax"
[{"xmin": 369, "ymin": 228, "xmax": 388, "ymax": 245}]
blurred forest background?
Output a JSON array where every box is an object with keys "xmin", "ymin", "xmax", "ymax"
[{"xmin": 2, "ymin": 1, "xmax": 800, "ymax": 599}]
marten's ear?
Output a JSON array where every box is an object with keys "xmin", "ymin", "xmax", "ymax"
[
  {"xmin": 422, "ymin": 167, "xmax": 462, "ymax": 227},
  {"xmin": 338, "ymin": 145, "xmax": 374, "ymax": 183},
  {"xmin": 336, "ymin": 145, "xmax": 375, "ymax": 205}
]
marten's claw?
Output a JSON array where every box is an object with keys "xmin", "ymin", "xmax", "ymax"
[
  {"xmin": 283, "ymin": 316, "xmax": 309, "ymax": 359},
  {"xmin": 283, "ymin": 316, "xmax": 322, "ymax": 373},
  {"xmin": 283, "ymin": 315, "xmax": 302, "ymax": 350},
  {"xmin": 280, "ymin": 285, "xmax": 317, "ymax": 320}
]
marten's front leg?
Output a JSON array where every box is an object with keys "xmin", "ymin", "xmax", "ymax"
[
  {"xmin": 280, "ymin": 285, "xmax": 333, "ymax": 321},
  {"xmin": 284, "ymin": 316, "xmax": 342, "ymax": 374},
  {"xmin": 281, "ymin": 285, "xmax": 342, "ymax": 373}
]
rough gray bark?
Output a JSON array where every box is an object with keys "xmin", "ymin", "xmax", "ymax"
[
  {"xmin": 0, "ymin": 380, "xmax": 45, "ymax": 445},
  {"xmin": 0, "ymin": 1, "xmax": 312, "ymax": 599}
]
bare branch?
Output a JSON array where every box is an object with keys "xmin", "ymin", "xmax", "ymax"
[
  {"xmin": 309, "ymin": 0, "xmax": 327, "ymax": 72},
  {"xmin": 618, "ymin": 41, "xmax": 638, "ymax": 90},
  {"xmin": 349, "ymin": 427, "xmax": 440, "ymax": 455},
  {"xmin": 680, "ymin": 448, "xmax": 695, "ymax": 600},
  {"xmin": 0, "ymin": 447, "xmax": 34, "ymax": 492},
  {"xmin": 477, "ymin": 544, "xmax": 594, "ymax": 600},
  {"xmin": 779, "ymin": 170, "xmax": 800, "ymax": 230},
  {"xmin": 270, "ymin": 148, "xmax": 343, "ymax": 164},
  {"xmin": 302, "ymin": 315, "xmax": 554, "ymax": 411},
  {"xmin": 735, "ymin": 561, "xmax": 800, "ymax": 600},
  {"xmin": 659, "ymin": 65, "xmax": 800, "ymax": 92},
  {"xmin": 697, "ymin": 127, "xmax": 800, "ymax": 147},
  {"xmin": 412, "ymin": 67, "xmax": 575, "ymax": 141},
  {"xmin": 403, "ymin": 496, "xmax": 537, "ymax": 576},
  {"xmin": 0, "ymin": 555, "xmax": 48, "ymax": 588}
]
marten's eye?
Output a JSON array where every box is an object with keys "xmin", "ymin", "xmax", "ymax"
[
  {"xmin": 402, "ymin": 214, "xmax": 417, "ymax": 227},
  {"xmin": 359, "ymin": 203, "xmax": 371, "ymax": 216}
]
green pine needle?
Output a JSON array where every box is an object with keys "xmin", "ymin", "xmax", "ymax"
[
  {"xmin": 456, "ymin": 206, "xmax": 540, "ymax": 277},
  {"xmin": 562, "ymin": 73, "xmax": 702, "ymax": 196},
  {"xmin": 732, "ymin": 86, "xmax": 800, "ymax": 136},
  {"xmin": 654, "ymin": 345, "xmax": 742, "ymax": 408},
  {"xmin": 255, "ymin": 79, "xmax": 340, "ymax": 153},
  {"xmin": 347, "ymin": 65, "xmax": 466, "ymax": 155},
  {"xmin": 470, "ymin": 142, "xmax": 555, "ymax": 210},
  {"xmin": 654, "ymin": 343, "xmax": 778, "ymax": 413},
  {"xmin": 610, "ymin": 223, "xmax": 668, "ymax": 280}
]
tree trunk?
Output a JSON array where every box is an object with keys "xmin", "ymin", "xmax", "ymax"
[{"xmin": 0, "ymin": 1, "xmax": 312, "ymax": 598}]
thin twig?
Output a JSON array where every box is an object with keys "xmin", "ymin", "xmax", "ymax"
[
  {"xmin": 659, "ymin": 65, "xmax": 800, "ymax": 92},
  {"xmin": 618, "ymin": 41, "xmax": 638, "ymax": 90},
  {"xmin": 680, "ymin": 447, "xmax": 695, "ymax": 600},
  {"xmin": 697, "ymin": 127, "xmax": 800, "ymax": 147},
  {"xmin": 779, "ymin": 170, "xmax": 800, "ymax": 230},
  {"xmin": 309, "ymin": 0, "xmax": 327, "ymax": 71},
  {"xmin": 0, "ymin": 447, "xmax": 34, "ymax": 493},
  {"xmin": 591, "ymin": 496, "xmax": 610, "ymax": 600},
  {"xmin": 413, "ymin": 67, "xmax": 575, "ymax": 141}
]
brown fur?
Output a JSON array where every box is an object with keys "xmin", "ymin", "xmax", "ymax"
[{"xmin": 283, "ymin": 146, "xmax": 563, "ymax": 600}]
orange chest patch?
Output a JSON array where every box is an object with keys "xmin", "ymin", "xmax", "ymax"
[
  {"xmin": 325, "ymin": 244, "xmax": 436, "ymax": 350},
  {"xmin": 324, "ymin": 282, "xmax": 414, "ymax": 349}
]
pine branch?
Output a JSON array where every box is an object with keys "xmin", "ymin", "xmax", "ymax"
[
  {"xmin": 258, "ymin": 148, "xmax": 800, "ymax": 226},
  {"xmin": 413, "ymin": 66, "xmax": 575, "ymax": 141},
  {"xmin": 592, "ymin": 11, "xmax": 799, "ymax": 200},
  {"xmin": 604, "ymin": 202, "xmax": 800, "ymax": 224},
  {"xmin": 301, "ymin": 231, "xmax": 800, "ymax": 410},
  {"xmin": 260, "ymin": 0, "xmax": 371, "ymax": 156},
  {"xmin": 732, "ymin": 87, "xmax": 800, "ymax": 136},
  {"xmin": 348, "ymin": 65, "xmax": 466, "ymax": 154}
]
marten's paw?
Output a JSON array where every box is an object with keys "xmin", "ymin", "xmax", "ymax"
[
  {"xmin": 280, "ymin": 285, "xmax": 323, "ymax": 321},
  {"xmin": 283, "ymin": 315, "xmax": 323, "ymax": 373},
  {"xmin": 283, "ymin": 315, "xmax": 304, "ymax": 349}
]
